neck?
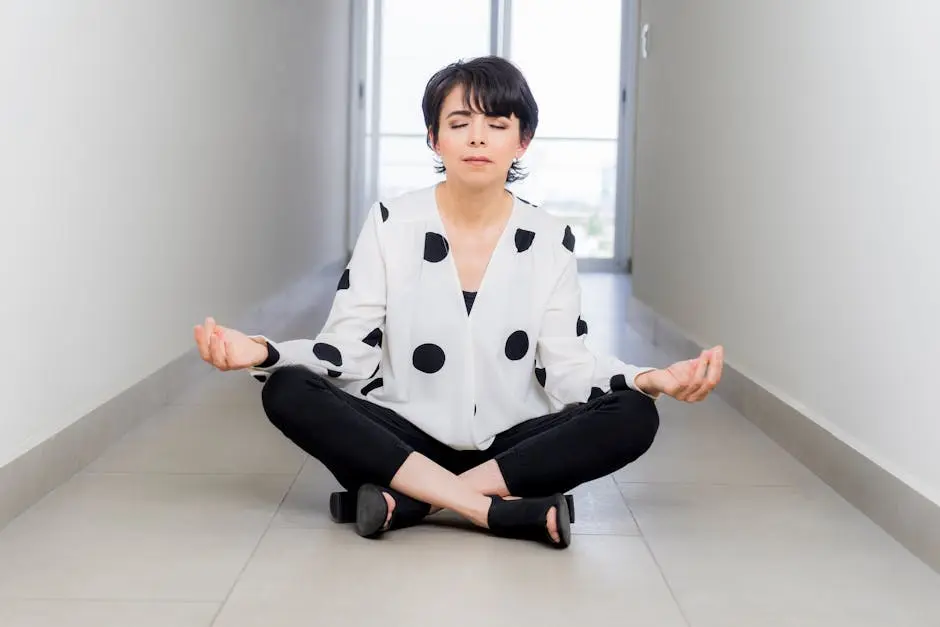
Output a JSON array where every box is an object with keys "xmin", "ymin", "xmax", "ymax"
[{"xmin": 436, "ymin": 180, "xmax": 510, "ymax": 228}]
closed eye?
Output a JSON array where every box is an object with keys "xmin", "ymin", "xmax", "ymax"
[{"xmin": 449, "ymin": 123, "xmax": 507, "ymax": 129}]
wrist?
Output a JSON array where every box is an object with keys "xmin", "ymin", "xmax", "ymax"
[
  {"xmin": 249, "ymin": 337, "xmax": 270, "ymax": 367},
  {"xmin": 634, "ymin": 369, "xmax": 661, "ymax": 396}
]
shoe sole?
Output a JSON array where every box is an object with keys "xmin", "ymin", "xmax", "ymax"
[
  {"xmin": 554, "ymin": 493, "xmax": 572, "ymax": 549},
  {"xmin": 355, "ymin": 484, "xmax": 390, "ymax": 539}
]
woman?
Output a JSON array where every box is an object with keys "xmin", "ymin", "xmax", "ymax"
[{"xmin": 193, "ymin": 56, "xmax": 723, "ymax": 549}]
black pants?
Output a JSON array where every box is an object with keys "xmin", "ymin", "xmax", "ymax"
[{"xmin": 261, "ymin": 365, "xmax": 659, "ymax": 498}]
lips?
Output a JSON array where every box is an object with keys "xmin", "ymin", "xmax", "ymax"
[{"xmin": 463, "ymin": 156, "xmax": 492, "ymax": 163}]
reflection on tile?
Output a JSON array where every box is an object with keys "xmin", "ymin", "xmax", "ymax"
[
  {"xmin": 171, "ymin": 369, "xmax": 265, "ymax": 408},
  {"xmin": 615, "ymin": 397, "xmax": 820, "ymax": 487},
  {"xmin": 89, "ymin": 403, "xmax": 305, "ymax": 475},
  {"xmin": 569, "ymin": 476, "xmax": 639, "ymax": 535}
]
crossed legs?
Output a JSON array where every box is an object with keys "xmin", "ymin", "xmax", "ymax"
[{"xmin": 261, "ymin": 366, "xmax": 659, "ymax": 546}]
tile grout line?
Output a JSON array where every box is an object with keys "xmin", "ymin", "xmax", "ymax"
[
  {"xmin": 617, "ymin": 481, "xmax": 694, "ymax": 627},
  {"xmin": 208, "ymin": 456, "xmax": 309, "ymax": 627},
  {"xmin": 613, "ymin": 479, "xmax": 802, "ymax": 489}
]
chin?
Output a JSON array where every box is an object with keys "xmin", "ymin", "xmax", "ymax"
[{"xmin": 451, "ymin": 168, "xmax": 507, "ymax": 189}]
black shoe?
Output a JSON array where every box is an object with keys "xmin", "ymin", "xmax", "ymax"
[
  {"xmin": 330, "ymin": 491, "xmax": 576, "ymax": 524},
  {"xmin": 354, "ymin": 484, "xmax": 432, "ymax": 539},
  {"xmin": 487, "ymin": 493, "xmax": 572, "ymax": 549},
  {"xmin": 329, "ymin": 491, "xmax": 358, "ymax": 524}
]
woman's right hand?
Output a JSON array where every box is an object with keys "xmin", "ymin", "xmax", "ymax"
[{"xmin": 193, "ymin": 317, "xmax": 269, "ymax": 371}]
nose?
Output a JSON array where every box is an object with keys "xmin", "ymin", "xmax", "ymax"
[{"xmin": 468, "ymin": 117, "xmax": 487, "ymax": 146}]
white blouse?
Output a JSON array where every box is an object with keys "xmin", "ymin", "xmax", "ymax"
[{"xmin": 249, "ymin": 185, "xmax": 658, "ymax": 451}]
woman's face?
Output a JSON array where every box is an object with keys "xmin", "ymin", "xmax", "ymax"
[{"xmin": 431, "ymin": 84, "xmax": 528, "ymax": 188}]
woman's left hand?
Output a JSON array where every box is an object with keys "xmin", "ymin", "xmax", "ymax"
[{"xmin": 637, "ymin": 345, "xmax": 724, "ymax": 402}]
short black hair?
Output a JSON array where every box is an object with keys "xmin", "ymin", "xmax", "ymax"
[{"xmin": 422, "ymin": 56, "xmax": 539, "ymax": 184}]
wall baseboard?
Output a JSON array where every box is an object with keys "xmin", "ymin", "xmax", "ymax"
[
  {"xmin": 0, "ymin": 257, "xmax": 346, "ymax": 531},
  {"xmin": 626, "ymin": 295, "xmax": 940, "ymax": 575}
]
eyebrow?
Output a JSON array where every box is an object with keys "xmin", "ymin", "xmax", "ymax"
[{"xmin": 445, "ymin": 109, "xmax": 509, "ymax": 120}]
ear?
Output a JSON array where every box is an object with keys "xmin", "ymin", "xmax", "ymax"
[
  {"xmin": 515, "ymin": 136, "xmax": 531, "ymax": 160},
  {"xmin": 428, "ymin": 127, "xmax": 439, "ymax": 153}
]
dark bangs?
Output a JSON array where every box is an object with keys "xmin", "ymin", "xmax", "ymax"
[{"xmin": 422, "ymin": 56, "xmax": 539, "ymax": 183}]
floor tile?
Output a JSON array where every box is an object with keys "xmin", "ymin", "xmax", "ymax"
[
  {"xmin": 88, "ymin": 403, "xmax": 306, "ymax": 475},
  {"xmin": 0, "ymin": 600, "xmax": 218, "ymax": 627},
  {"xmin": 0, "ymin": 473, "xmax": 294, "ymax": 601},
  {"xmin": 622, "ymin": 482, "xmax": 940, "ymax": 626},
  {"xmin": 615, "ymin": 396, "xmax": 820, "ymax": 487},
  {"xmin": 270, "ymin": 458, "xmax": 344, "ymax": 529},
  {"xmin": 171, "ymin": 369, "xmax": 265, "ymax": 408},
  {"xmin": 213, "ymin": 527, "xmax": 688, "ymax": 627},
  {"xmin": 568, "ymin": 476, "xmax": 639, "ymax": 536}
]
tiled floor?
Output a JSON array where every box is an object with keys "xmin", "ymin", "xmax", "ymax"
[{"xmin": 1, "ymin": 273, "xmax": 939, "ymax": 626}]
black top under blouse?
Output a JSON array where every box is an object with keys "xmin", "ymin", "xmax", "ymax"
[{"xmin": 462, "ymin": 290, "xmax": 477, "ymax": 314}]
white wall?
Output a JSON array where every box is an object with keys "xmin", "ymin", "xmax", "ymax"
[
  {"xmin": 0, "ymin": 1, "xmax": 352, "ymax": 467},
  {"xmin": 632, "ymin": 2, "xmax": 940, "ymax": 503}
]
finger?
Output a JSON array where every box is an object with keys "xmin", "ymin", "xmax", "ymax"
[
  {"xmin": 707, "ymin": 346, "xmax": 724, "ymax": 386},
  {"xmin": 686, "ymin": 351, "xmax": 712, "ymax": 401},
  {"xmin": 203, "ymin": 317, "xmax": 217, "ymax": 356},
  {"xmin": 694, "ymin": 350, "xmax": 709, "ymax": 381},
  {"xmin": 193, "ymin": 325, "xmax": 210, "ymax": 361},
  {"xmin": 209, "ymin": 329, "xmax": 227, "ymax": 370},
  {"xmin": 224, "ymin": 337, "xmax": 245, "ymax": 370},
  {"xmin": 218, "ymin": 329, "xmax": 233, "ymax": 370},
  {"xmin": 664, "ymin": 363, "xmax": 690, "ymax": 399},
  {"xmin": 218, "ymin": 331, "xmax": 232, "ymax": 370},
  {"xmin": 688, "ymin": 352, "xmax": 709, "ymax": 392},
  {"xmin": 688, "ymin": 348, "xmax": 723, "ymax": 402}
]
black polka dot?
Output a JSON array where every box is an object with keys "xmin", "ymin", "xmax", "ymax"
[
  {"xmin": 337, "ymin": 268, "xmax": 350, "ymax": 290},
  {"xmin": 424, "ymin": 232, "xmax": 449, "ymax": 263},
  {"xmin": 562, "ymin": 225, "xmax": 576, "ymax": 252},
  {"xmin": 577, "ymin": 317, "xmax": 588, "ymax": 336},
  {"xmin": 252, "ymin": 374, "xmax": 267, "ymax": 383},
  {"xmin": 535, "ymin": 367, "xmax": 546, "ymax": 387},
  {"xmin": 363, "ymin": 328, "xmax": 383, "ymax": 348},
  {"xmin": 369, "ymin": 363, "xmax": 380, "ymax": 378},
  {"xmin": 380, "ymin": 202, "xmax": 389, "ymax": 222},
  {"xmin": 313, "ymin": 342, "xmax": 342, "ymax": 367},
  {"xmin": 413, "ymin": 343, "xmax": 446, "ymax": 373},
  {"xmin": 589, "ymin": 386, "xmax": 605, "ymax": 401},
  {"xmin": 328, "ymin": 369, "xmax": 341, "ymax": 378},
  {"xmin": 362, "ymin": 378, "xmax": 383, "ymax": 395},
  {"xmin": 474, "ymin": 404, "xmax": 477, "ymax": 415},
  {"xmin": 504, "ymin": 330, "xmax": 529, "ymax": 361},
  {"xmin": 610, "ymin": 374, "xmax": 628, "ymax": 391},
  {"xmin": 514, "ymin": 228, "xmax": 535, "ymax": 253}
]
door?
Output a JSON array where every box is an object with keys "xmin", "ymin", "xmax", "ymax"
[{"xmin": 348, "ymin": 0, "xmax": 639, "ymax": 270}]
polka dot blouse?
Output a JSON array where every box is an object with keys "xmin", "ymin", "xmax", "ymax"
[{"xmin": 249, "ymin": 185, "xmax": 658, "ymax": 451}]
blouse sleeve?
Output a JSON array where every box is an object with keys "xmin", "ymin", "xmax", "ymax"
[
  {"xmin": 536, "ymin": 251, "xmax": 660, "ymax": 407},
  {"xmin": 246, "ymin": 201, "xmax": 387, "ymax": 382}
]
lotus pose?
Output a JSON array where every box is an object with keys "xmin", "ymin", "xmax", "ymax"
[{"xmin": 193, "ymin": 56, "xmax": 723, "ymax": 549}]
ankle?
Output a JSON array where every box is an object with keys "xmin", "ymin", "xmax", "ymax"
[{"xmin": 473, "ymin": 495, "xmax": 495, "ymax": 528}]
